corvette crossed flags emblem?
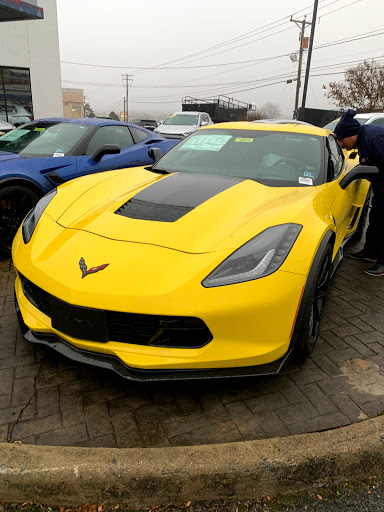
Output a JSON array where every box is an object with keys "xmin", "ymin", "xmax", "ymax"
[{"xmin": 79, "ymin": 257, "xmax": 109, "ymax": 279}]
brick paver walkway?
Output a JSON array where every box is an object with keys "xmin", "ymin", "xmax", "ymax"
[{"xmin": 1, "ymin": 238, "xmax": 384, "ymax": 448}]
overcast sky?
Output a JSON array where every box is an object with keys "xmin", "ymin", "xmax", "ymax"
[{"xmin": 56, "ymin": 0, "xmax": 384, "ymax": 120}]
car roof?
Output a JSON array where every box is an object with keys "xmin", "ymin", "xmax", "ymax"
[
  {"xmin": 252, "ymin": 119, "xmax": 312, "ymax": 125},
  {"xmin": 169, "ymin": 112, "xmax": 204, "ymax": 116},
  {"xmin": 353, "ymin": 112, "xmax": 384, "ymax": 119},
  {"xmin": 31, "ymin": 117, "xmax": 141, "ymax": 128},
  {"xmin": 201, "ymin": 121, "xmax": 328, "ymax": 137},
  {"xmin": 330, "ymin": 113, "xmax": 384, "ymax": 124}
]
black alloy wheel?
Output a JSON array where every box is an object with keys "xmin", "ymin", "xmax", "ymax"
[
  {"xmin": 295, "ymin": 245, "xmax": 332, "ymax": 358},
  {"xmin": 307, "ymin": 252, "xmax": 330, "ymax": 348},
  {"xmin": 0, "ymin": 185, "xmax": 40, "ymax": 258}
]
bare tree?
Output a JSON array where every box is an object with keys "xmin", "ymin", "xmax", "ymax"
[
  {"xmin": 323, "ymin": 60, "xmax": 384, "ymax": 112},
  {"xmin": 261, "ymin": 102, "xmax": 281, "ymax": 119},
  {"xmin": 247, "ymin": 102, "xmax": 281, "ymax": 121}
]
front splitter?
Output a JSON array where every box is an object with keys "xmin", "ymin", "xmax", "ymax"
[{"xmin": 16, "ymin": 294, "xmax": 291, "ymax": 382}]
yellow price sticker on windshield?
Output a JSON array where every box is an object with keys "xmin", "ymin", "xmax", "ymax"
[
  {"xmin": 34, "ymin": 128, "xmax": 45, "ymax": 131},
  {"xmin": 235, "ymin": 138, "xmax": 253, "ymax": 142}
]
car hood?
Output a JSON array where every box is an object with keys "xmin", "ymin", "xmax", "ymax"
[
  {"xmin": 156, "ymin": 124, "xmax": 197, "ymax": 135},
  {"xmin": 0, "ymin": 151, "xmax": 23, "ymax": 162},
  {"xmin": 51, "ymin": 167, "xmax": 317, "ymax": 254}
]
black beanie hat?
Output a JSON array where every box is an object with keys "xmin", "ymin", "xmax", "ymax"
[{"xmin": 334, "ymin": 109, "xmax": 361, "ymax": 139}]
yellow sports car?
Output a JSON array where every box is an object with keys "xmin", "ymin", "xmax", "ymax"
[{"xmin": 12, "ymin": 122, "xmax": 378, "ymax": 381}]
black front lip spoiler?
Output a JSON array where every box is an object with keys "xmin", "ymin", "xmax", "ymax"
[{"xmin": 16, "ymin": 296, "xmax": 291, "ymax": 382}]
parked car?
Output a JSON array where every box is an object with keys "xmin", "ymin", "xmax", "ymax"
[
  {"xmin": 13, "ymin": 122, "xmax": 376, "ymax": 381},
  {"xmin": 0, "ymin": 119, "xmax": 14, "ymax": 136},
  {"xmin": 324, "ymin": 112, "xmax": 384, "ymax": 131},
  {"xmin": 154, "ymin": 111, "xmax": 213, "ymax": 139},
  {"xmin": 0, "ymin": 117, "xmax": 180, "ymax": 256},
  {"xmin": 130, "ymin": 119, "xmax": 158, "ymax": 131},
  {"xmin": 0, "ymin": 104, "xmax": 33, "ymax": 127}
]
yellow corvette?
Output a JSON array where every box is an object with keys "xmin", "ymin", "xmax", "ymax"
[{"xmin": 12, "ymin": 122, "xmax": 378, "ymax": 381}]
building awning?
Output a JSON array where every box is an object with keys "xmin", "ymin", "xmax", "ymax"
[{"xmin": 0, "ymin": 0, "xmax": 43, "ymax": 21}]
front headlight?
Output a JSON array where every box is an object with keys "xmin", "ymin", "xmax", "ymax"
[
  {"xmin": 202, "ymin": 223, "xmax": 302, "ymax": 287},
  {"xmin": 22, "ymin": 188, "xmax": 57, "ymax": 244}
]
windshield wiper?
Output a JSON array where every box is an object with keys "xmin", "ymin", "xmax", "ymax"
[{"xmin": 144, "ymin": 165, "xmax": 170, "ymax": 174}]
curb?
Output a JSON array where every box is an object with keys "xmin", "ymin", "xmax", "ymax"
[{"xmin": 0, "ymin": 416, "xmax": 383, "ymax": 507}]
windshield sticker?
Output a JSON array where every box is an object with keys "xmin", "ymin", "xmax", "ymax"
[
  {"xmin": 299, "ymin": 177, "xmax": 313, "ymax": 186},
  {"xmin": 0, "ymin": 129, "xmax": 29, "ymax": 141},
  {"xmin": 304, "ymin": 171, "xmax": 315, "ymax": 178},
  {"xmin": 34, "ymin": 127, "xmax": 45, "ymax": 132},
  {"xmin": 235, "ymin": 138, "xmax": 253, "ymax": 143},
  {"xmin": 179, "ymin": 134, "xmax": 232, "ymax": 152},
  {"xmin": 285, "ymin": 138, "xmax": 303, "ymax": 144},
  {"xmin": 53, "ymin": 152, "xmax": 65, "ymax": 157}
]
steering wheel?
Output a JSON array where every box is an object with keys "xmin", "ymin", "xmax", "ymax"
[{"xmin": 270, "ymin": 157, "xmax": 305, "ymax": 172}]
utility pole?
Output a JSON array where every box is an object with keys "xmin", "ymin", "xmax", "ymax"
[
  {"xmin": 301, "ymin": 0, "xmax": 320, "ymax": 113},
  {"xmin": 122, "ymin": 74, "xmax": 133, "ymax": 122},
  {"xmin": 290, "ymin": 16, "xmax": 311, "ymax": 116},
  {"xmin": 83, "ymin": 94, "xmax": 89, "ymax": 117}
]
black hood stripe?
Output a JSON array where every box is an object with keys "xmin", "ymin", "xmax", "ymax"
[{"xmin": 115, "ymin": 173, "xmax": 244, "ymax": 222}]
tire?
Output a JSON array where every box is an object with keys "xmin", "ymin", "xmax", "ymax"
[
  {"xmin": 353, "ymin": 189, "xmax": 371, "ymax": 241},
  {"xmin": 294, "ymin": 244, "xmax": 332, "ymax": 359},
  {"xmin": 0, "ymin": 185, "xmax": 40, "ymax": 258}
]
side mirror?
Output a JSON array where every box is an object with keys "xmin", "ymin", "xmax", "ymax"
[
  {"xmin": 91, "ymin": 144, "xmax": 120, "ymax": 163},
  {"xmin": 339, "ymin": 164, "xmax": 379, "ymax": 189},
  {"xmin": 148, "ymin": 147, "xmax": 162, "ymax": 163},
  {"xmin": 201, "ymin": 121, "xmax": 208, "ymax": 126}
]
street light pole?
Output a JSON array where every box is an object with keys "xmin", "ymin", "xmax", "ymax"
[
  {"xmin": 290, "ymin": 16, "xmax": 311, "ymax": 117},
  {"xmin": 295, "ymin": 18, "xmax": 306, "ymax": 112},
  {"xmin": 301, "ymin": 0, "xmax": 319, "ymax": 114},
  {"xmin": 122, "ymin": 74, "xmax": 133, "ymax": 122}
]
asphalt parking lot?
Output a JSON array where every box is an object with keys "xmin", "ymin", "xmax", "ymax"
[{"xmin": 1, "ymin": 238, "xmax": 384, "ymax": 449}]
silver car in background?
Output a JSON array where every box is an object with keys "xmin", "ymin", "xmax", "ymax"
[
  {"xmin": 154, "ymin": 111, "xmax": 213, "ymax": 139},
  {"xmin": 0, "ymin": 119, "xmax": 14, "ymax": 136},
  {"xmin": 324, "ymin": 112, "xmax": 384, "ymax": 131},
  {"xmin": 0, "ymin": 104, "xmax": 33, "ymax": 127}
]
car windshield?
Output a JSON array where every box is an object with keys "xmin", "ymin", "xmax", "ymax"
[
  {"xmin": 163, "ymin": 114, "xmax": 199, "ymax": 126},
  {"xmin": 324, "ymin": 116, "xmax": 367, "ymax": 132},
  {"xmin": 0, "ymin": 121, "xmax": 92, "ymax": 156},
  {"xmin": 153, "ymin": 129, "xmax": 324, "ymax": 187}
]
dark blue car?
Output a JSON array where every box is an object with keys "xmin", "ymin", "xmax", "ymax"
[{"xmin": 0, "ymin": 117, "xmax": 180, "ymax": 256}]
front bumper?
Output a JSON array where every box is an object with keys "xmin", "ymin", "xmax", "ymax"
[
  {"xmin": 13, "ymin": 219, "xmax": 308, "ymax": 375},
  {"xmin": 16, "ymin": 295, "xmax": 291, "ymax": 381}
]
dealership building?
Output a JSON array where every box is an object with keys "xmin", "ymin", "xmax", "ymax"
[{"xmin": 0, "ymin": 0, "xmax": 63, "ymax": 124}]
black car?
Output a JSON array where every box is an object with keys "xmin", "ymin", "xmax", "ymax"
[{"xmin": 130, "ymin": 119, "xmax": 158, "ymax": 131}]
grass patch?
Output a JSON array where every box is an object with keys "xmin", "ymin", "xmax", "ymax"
[{"xmin": 0, "ymin": 476, "xmax": 383, "ymax": 512}]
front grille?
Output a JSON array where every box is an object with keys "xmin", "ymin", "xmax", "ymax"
[
  {"xmin": 20, "ymin": 275, "xmax": 51, "ymax": 317},
  {"xmin": 19, "ymin": 274, "xmax": 212, "ymax": 348}
]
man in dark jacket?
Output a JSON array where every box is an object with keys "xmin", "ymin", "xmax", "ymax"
[{"xmin": 334, "ymin": 109, "xmax": 384, "ymax": 276}]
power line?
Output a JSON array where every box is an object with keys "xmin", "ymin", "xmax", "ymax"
[
  {"xmin": 63, "ymin": 56, "xmax": 384, "ymax": 97},
  {"xmin": 126, "ymin": 57, "xmax": 384, "ymax": 103},
  {"xmin": 133, "ymin": 0, "xmax": 345, "ymax": 71},
  {"xmin": 60, "ymin": 28, "xmax": 384, "ymax": 72}
]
